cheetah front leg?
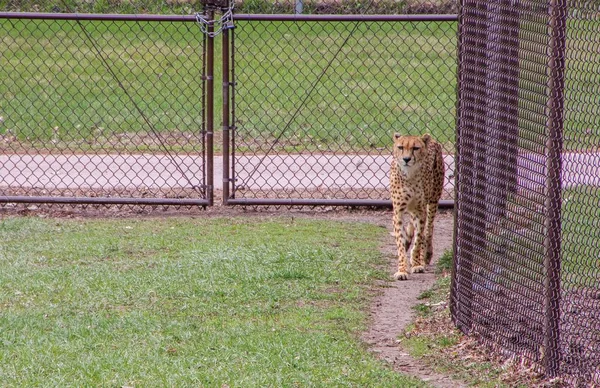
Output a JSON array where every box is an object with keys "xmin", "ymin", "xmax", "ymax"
[
  {"xmin": 410, "ymin": 210, "xmax": 426, "ymax": 274},
  {"xmin": 392, "ymin": 203, "xmax": 410, "ymax": 280},
  {"xmin": 402, "ymin": 213, "xmax": 415, "ymax": 252}
]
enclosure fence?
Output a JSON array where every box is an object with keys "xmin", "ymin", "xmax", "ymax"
[
  {"xmin": 226, "ymin": 14, "xmax": 457, "ymax": 206},
  {"xmin": 0, "ymin": 13, "xmax": 210, "ymax": 206},
  {"xmin": 451, "ymin": 0, "xmax": 600, "ymax": 384},
  {"xmin": 0, "ymin": 11, "xmax": 457, "ymax": 208}
]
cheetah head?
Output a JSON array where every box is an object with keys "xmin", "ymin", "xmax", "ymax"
[{"xmin": 393, "ymin": 133, "xmax": 431, "ymax": 177}]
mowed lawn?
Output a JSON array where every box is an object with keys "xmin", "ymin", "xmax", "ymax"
[
  {"xmin": 561, "ymin": 186, "xmax": 600, "ymax": 288},
  {"xmin": 0, "ymin": 216, "xmax": 423, "ymax": 386},
  {"xmin": 0, "ymin": 18, "xmax": 457, "ymax": 153}
]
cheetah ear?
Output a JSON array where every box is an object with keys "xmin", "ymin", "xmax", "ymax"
[
  {"xmin": 393, "ymin": 133, "xmax": 402, "ymax": 140},
  {"xmin": 421, "ymin": 134, "xmax": 432, "ymax": 145}
]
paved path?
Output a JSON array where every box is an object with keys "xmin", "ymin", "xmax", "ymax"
[
  {"xmin": 1, "ymin": 152, "xmax": 598, "ymax": 193},
  {"xmin": 0, "ymin": 153, "xmax": 455, "ymax": 192}
]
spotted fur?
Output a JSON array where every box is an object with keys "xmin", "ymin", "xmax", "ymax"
[{"xmin": 390, "ymin": 133, "xmax": 444, "ymax": 280}]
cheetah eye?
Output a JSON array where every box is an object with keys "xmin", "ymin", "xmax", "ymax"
[
  {"xmin": 397, "ymin": 146, "xmax": 404, "ymax": 150},
  {"xmin": 412, "ymin": 147, "xmax": 420, "ymax": 151}
]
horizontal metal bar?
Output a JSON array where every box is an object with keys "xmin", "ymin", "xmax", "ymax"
[
  {"xmin": 0, "ymin": 12, "xmax": 199, "ymax": 21},
  {"xmin": 0, "ymin": 12, "xmax": 458, "ymax": 22},
  {"xmin": 0, "ymin": 196, "xmax": 209, "ymax": 206},
  {"xmin": 234, "ymin": 14, "xmax": 458, "ymax": 22},
  {"xmin": 226, "ymin": 198, "xmax": 455, "ymax": 208}
]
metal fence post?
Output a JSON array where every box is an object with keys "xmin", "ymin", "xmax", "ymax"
[
  {"xmin": 222, "ymin": 22, "xmax": 231, "ymax": 205},
  {"xmin": 452, "ymin": 0, "xmax": 487, "ymax": 334},
  {"xmin": 205, "ymin": 8, "xmax": 215, "ymax": 206},
  {"xmin": 483, "ymin": 0, "xmax": 519, "ymax": 229},
  {"xmin": 543, "ymin": 0, "xmax": 567, "ymax": 377}
]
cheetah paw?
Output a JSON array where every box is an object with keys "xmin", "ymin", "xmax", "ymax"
[
  {"xmin": 393, "ymin": 271, "xmax": 409, "ymax": 281},
  {"xmin": 412, "ymin": 265, "xmax": 425, "ymax": 274}
]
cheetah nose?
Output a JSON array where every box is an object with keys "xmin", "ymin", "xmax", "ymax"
[{"xmin": 403, "ymin": 156, "xmax": 411, "ymax": 164}]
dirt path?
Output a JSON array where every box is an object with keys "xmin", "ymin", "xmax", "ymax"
[{"xmin": 362, "ymin": 211, "xmax": 464, "ymax": 388}]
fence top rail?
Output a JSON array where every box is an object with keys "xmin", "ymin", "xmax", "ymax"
[
  {"xmin": 234, "ymin": 14, "xmax": 458, "ymax": 21},
  {"xmin": 0, "ymin": 12, "xmax": 458, "ymax": 22},
  {"xmin": 0, "ymin": 12, "xmax": 197, "ymax": 21}
]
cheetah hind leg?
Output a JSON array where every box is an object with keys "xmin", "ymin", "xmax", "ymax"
[{"xmin": 424, "ymin": 203, "xmax": 438, "ymax": 265}]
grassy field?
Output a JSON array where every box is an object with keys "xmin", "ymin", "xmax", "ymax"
[
  {"xmin": 0, "ymin": 18, "xmax": 457, "ymax": 153},
  {"xmin": 0, "ymin": 0, "xmax": 457, "ymax": 16},
  {"xmin": 1, "ymin": 15, "xmax": 597, "ymax": 155},
  {"xmin": 234, "ymin": 20, "xmax": 457, "ymax": 153},
  {"xmin": 0, "ymin": 19, "xmax": 208, "ymax": 153},
  {"xmin": 0, "ymin": 216, "xmax": 425, "ymax": 386},
  {"xmin": 561, "ymin": 186, "xmax": 600, "ymax": 288},
  {"xmin": 562, "ymin": 19, "xmax": 600, "ymax": 150}
]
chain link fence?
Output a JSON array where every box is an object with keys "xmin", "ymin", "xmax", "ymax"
[
  {"xmin": 0, "ymin": 14, "xmax": 210, "ymax": 207},
  {"xmin": 452, "ymin": 0, "xmax": 600, "ymax": 384},
  {"xmin": 1, "ymin": 9, "xmax": 459, "ymax": 209},
  {"xmin": 226, "ymin": 14, "xmax": 458, "ymax": 205}
]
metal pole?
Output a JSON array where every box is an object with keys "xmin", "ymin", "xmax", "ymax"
[
  {"xmin": 451, "ymin": 0, "xmax": 469, "ymax": 332},
  {"xmin": 222, "ymin": 23, "xmax": 230, "ymax": 205},
  {"xmin": 230, "ymin": 26, "xmax": 237, "ymax": 201},
  {"xmin": 205, "ymin": 9, "xmax": 215, "ymax": 206},
  {"xmin": 233, "ymin": 14, "xmax": 458, "ymax": 22},
  {"xmin": 0, "ymin": 12, "xmax": 458, "ymax": 22},
  {"xmin": 0, "ymin": 196, "xmax": 210, "ymax": 206},
  {"xmin": 226, "ymin": 198, "xmax": 455, "ymax": 208},
  {"xmin": 543, "ymin": 0, "xmax": 567, "ymax": 377},
  {"xmin": 452, "ymin": 0, "xmax": 486, "ymax": 335}
]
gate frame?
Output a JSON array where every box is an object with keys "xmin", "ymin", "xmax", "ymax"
[
  {"xmin": 222, "ymin": 13, "xmax": 458, "ymax": 208},
  {"xmin": 0, "ymin": 12, "xmax": 212, "ymax": 207}
]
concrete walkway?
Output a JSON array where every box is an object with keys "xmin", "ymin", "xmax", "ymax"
[
  {"xmin": 0, "ymin": 153, "xmax": 455, "ymax": 192},
  {"xmin": 1, "ymin": 152, "xmax": 598, "ymax": 193}
]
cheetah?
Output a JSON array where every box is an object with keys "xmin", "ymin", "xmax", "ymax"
[{"xmin": 390, "ymin": 133, "xmax": 444, "ymax": 280}]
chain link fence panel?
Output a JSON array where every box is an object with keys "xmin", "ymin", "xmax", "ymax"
[
  {"xmin": 227, "ymin": 15, "xmax": 458, "ymax": 206},
  {"xmin": 0, "ymin": 14, "xmax": 210, "ymax": 207},
  {"xmin": 452, "ymin": 0, "xmax": 600, "ymax": 384}
]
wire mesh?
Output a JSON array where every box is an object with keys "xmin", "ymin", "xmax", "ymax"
[
  {"xmin": 452, "ymin": 0, "xmax": 600, "ymax": 383},
  {"xmin": 0, "ymin": 15, "xmax": 208, "ymax": 206},
  {"xmin": 228, "ymin": 16, "xmax": 457, "ymax": 205}
]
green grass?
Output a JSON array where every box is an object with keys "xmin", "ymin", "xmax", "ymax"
[
  {"xmin": 0, "ymin": 18, "xmax": 457, "ymax": 154},
  {"xmin": 0, "ymin": 0, "xmax": 201, "ymax": 14},
  {"xmin": 234, "ymin": 20, "xmax": 457, "ymax": 153},
  {"xmin": 517, "ymin": 18, "xmax": 600, "ymax": 152},
  {"xmin": 467, "ymin": 185, "xmax": 600, "ymax": 292},
  {"xmin": 562, "ymin": 186, "xmax": 600, "ymax": 288},
  {"xmin": 563, "ymin": 18, "xmax": 600, "ymax": 150},
  {"xmin": 0, "ymin": 19, "xmax": 210, "ymax": 153},
  {"xmin": 2, "ymin": 15, "xmax": 596, "ymax": 156},
  {"xmin": 0, "ymin": 216, "xmax": 425, "ymax": 386}
]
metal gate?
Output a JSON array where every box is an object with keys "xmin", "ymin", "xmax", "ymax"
[
  {"xmin": 224, "ymin": 14, "xmax": 458, "ymax": 206},
  {"xmin": 1, "ymin": 11, "xmax": 458, "ymax": 209},
  {"xmin": 0, "ymin": 13, "xmax": 211, "ymax": 207}
]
